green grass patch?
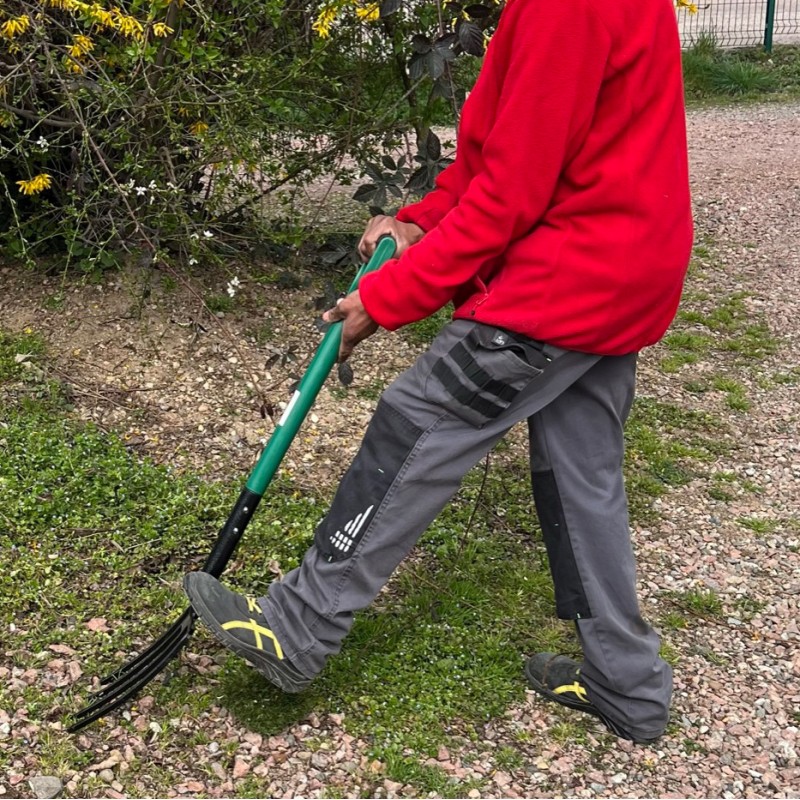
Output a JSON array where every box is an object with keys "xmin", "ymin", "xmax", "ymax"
[
  {"xmin": 671, "ymin": 588, "xmax": 724, "ymax": 619},
  {"xmin": 402, "ymin": 306, "xmax": 453, "ymax": 347},
  {"xmin": 683, "ymin": 42, "xmax": 800, "ymax": 105},
  {"xmin": 710, "ymin": 375, "xmax": 751, "ymax": 411},
  {"xmin": 737, "ymin": 516, "xmax": 778, "ymax": 535},
  {"xmin": 624, "ymin": 397, "xmax": 727, "ymax": 523},
  {"xmin": 670, "ymin": 292, "xmax": 778, "ymax": 373},
  {"xmin": 1, "ymin": 327, "xmax": 573, "ymax": 793},
  {"xmin": 222, "ymin": 462, "xmax": 574, "ymax": 788}
]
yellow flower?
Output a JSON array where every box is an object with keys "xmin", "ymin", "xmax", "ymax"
[
  {"xmin": 152, "ymin": 22, "xmax": 174, "ymax": 37},
  {"xmin": 112, "ymin": 9, "xmax": 144, "ymax": 40},
  {"xmin": 189, "ymin": 121, "xmax": 209, "ymax": 136},
  {"xmin": 313, "ymin": 5, "xmax": 338, "ymax": 38},
  {"xmin": 675, "ymin": 0, "xmax": 699, "ymax": 12},
  {"xmin": 87, "ymin": 4, "xmax": 115, "ymax": 29},
  {"xmin": 68, "ymin": 34, "xmax": 94, "ymax": 58},
  {"xmin": 17, "ymin": 174, "xmax": 53, "ymax": 195},
  {"xmin": 1, "ymin": 14, "xmax": 31, "ymax": 39},
  {"xmin": 355, "ymin": 2, "xmax": 380, "ymax": 22},
  {"xmin": 65, "ymin": 57, "xmax": 84, "ymax": 73}
]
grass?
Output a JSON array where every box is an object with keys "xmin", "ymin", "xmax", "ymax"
[
  {"xmin": 670, "ymin": 588, "xmax": 724, "ymax": 619},
  {"xmin": 0, "ymin": 319, "xmax": 724, "ymax": 794},
  {"xmin": 682, "ymin": 41, "xmax": 800, "ymax": 105}
]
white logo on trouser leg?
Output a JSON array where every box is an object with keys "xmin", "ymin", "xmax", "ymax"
[{"xmin": 330, "ymin": 505, "xmax": 375, "ymax": 553}]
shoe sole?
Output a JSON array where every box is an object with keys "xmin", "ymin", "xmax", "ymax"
[{"xmin": 184, "ymin": 578, "xmax": 310, "ymax": 694}]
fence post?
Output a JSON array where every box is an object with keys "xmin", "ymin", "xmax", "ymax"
[{"xmin": 764, "ymin": 0, "xmax": 777, "ymax": 51}]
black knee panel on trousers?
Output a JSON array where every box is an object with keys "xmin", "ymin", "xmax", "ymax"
[
  {"xmin": 532, "ymin": 469, "xmax": 592, "ymax": 620},
  {"xmin": 315, "ymin": 399, "xmax": 424, "ymax": 562}
]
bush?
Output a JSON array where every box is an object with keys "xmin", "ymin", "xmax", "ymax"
[{"xmin": 0, "ymin": 0, "xmax": 501, "ymax": 271}]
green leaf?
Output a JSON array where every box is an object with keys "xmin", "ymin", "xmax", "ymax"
[{"xmin": 457, "ymin": 20, "xmax": 485, "ymax": 56}]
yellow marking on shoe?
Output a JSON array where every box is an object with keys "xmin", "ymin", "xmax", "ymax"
[
  {"xmin": 554, "ymin": 682, "xmax": 589, "ymax": 703},
  {"xmin": 246, "ymin": 596, "xmax": 260, "ymax": 614},
  {"xmin": 221, "ymin": 619, "xmax": 284, "ymax": 659}
]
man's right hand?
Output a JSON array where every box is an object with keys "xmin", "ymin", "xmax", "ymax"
[{"xmin": 358, "ymin": 216, "xmax": 425, "ymax": 262}]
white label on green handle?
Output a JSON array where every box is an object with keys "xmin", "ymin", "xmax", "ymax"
[{"xmin": 278, "ymin": 390, "xmax": 301, "ymax": 427}]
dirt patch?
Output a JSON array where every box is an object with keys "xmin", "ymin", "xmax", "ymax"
[{"xmin": 0, "ymin": 261, "xmax": 423, "ymax": 490}]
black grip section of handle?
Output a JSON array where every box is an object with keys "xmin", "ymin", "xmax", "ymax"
[{"xmin": 202, "ymin": 487, "xmax": 262, "ymax": 577}]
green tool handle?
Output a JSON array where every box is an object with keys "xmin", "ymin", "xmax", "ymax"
[{"xmin": 202, "ymin": 235, "xmax": 397, "ymax": 577}]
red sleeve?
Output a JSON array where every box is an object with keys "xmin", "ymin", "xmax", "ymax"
[{"xmin": 360, "ymin": 0, "xmax": 612, "ymax": 330}]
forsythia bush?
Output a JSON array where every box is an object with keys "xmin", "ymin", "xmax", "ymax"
[
  {"xmin": 0, "ymin": 0, "xmax": 424, "ymax": 268},
  {"xmin": 0, "ymin": 1, "xmax": 695, "ymax": 270}
]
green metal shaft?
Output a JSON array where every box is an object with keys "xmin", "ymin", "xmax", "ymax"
[
  {"xmin": 764, "ymin": 0, "xmax": 776, "ymax": 52},
  {"xmin": 245, "ymin": 235, "xmax": 397, "ymax": 496}
]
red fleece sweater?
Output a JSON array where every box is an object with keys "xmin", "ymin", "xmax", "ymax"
[{"xmin": 359, "ymin": 0, "xmax": 693, "ymax": 355}]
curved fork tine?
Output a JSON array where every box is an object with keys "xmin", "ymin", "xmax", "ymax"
[
  {"xmin": 67, "ymin": 627, "xmax": 193, "ymax": 732},
  {"xmin": 100, "ymin": 608, "xmax": 196, "ymax": 686},
  {"xmin": 79, "ymin": 613, "xmax": 194, "ymax": 710},
  {"xmin": 68, "ymin": 609, "xmax": 196, "ymax": 731}
]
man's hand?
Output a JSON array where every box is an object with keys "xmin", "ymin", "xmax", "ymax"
[
  {"xmin": 323, "ymin": 290, "xmax": 379, "ymax": 362},
  {"xmin": 358, "ymin": 215, "xmax": 424, "ymax": 262}
]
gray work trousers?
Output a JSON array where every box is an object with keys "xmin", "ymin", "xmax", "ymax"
[{"xmin": 260, "ymin": 319, "xmax": 672, "ymax": 740}]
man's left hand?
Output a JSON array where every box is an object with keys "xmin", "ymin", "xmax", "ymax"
[{"xmin": 323, "ymin": 290, "xmax": 379, "ymax": 361}]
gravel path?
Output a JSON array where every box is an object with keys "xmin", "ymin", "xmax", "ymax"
[
  {"xmin": 481, "ymin": 101, "xmax": 800, "ymax": 799},
  {"xmin": 2, "ymin": 101, "xmax": 799, "ymax": 798}
]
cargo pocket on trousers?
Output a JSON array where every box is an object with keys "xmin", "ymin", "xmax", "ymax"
[{"xmin": 423, "ymin": 325, "xmax": 548, "ymax": 428}]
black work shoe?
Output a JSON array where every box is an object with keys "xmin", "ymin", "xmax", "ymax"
[
  {"xmin": 525, "ymin": 653, "xmax": 659, "ymax": 744},
  {"xmin": 183, "ymin": 572, "xmax": 310, "ymax": 693}
]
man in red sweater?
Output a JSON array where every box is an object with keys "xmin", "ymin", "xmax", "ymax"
[{"xmin": 185, "ymin": 0, "xmax": 692, "ymax": 744}]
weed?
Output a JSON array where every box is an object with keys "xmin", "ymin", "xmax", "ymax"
[
  {"xmin": 205, "ymin": 294, "xmax": 234, "ymax": 313},
  {"xmin": 549, "ymin": 720, "xmax": 589, "ymax": 746},
  {"xmin": 710, "ymin": 59, "xmax": 777, "ymax": 96},
  {"xmin": 771, "ymin": 366, "xmax": 800, "ymax": 386},
  {"xmin": 683, "ymin": 380, "xmax": 709, "ymax": 394},
  {"xmin": 402, "ymin": 306, "xmax": 452, "ymax": 347},
  {"xmin": 682, "ymin": 737, "xmax": 709, "ymax": 756},
  {"xmin": 659, "ymin": 640, "xmax": 681, "ymax": 666},
  {"xmin": 737, "ymin": 517, "xmax": 778, "ymax": 535},
  {"xmin": 624, "ymin": 397, "xmax": 724, "ymax": 523},
  {"xmin": 672, "ymin": 588, "xmax": 724, "ymax": 619},
  {"xmin": 733, "ymin": 596, "xmax": 766, "ymax": 619},
  {"xmin": 661, "ymin": 611, "xmax": 688, "ymax": 631},
  {"xmin": 711, "ymin": 375, "xmax": 751, "ymax": 411},
  {"xmin": 683, "ymin": 42, "xmax": 800, "ymax": 104},
  {"xmin": 495, "ymin": 745, "xmax": 525, "ymax": 771}
]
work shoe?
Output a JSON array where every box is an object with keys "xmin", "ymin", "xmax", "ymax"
[
  {"xmin": 525, "ymin": 653, "xmax": 658, "ymax": 744},
  {"xmin": 183, "ymin": 571, "xmax": 310, "ymax": 693}
]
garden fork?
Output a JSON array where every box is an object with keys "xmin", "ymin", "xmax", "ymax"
[{"xmin": 68, "ymin": 236, "xmax": 397, "ymax": 732}]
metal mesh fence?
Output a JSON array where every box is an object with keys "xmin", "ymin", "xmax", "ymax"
[{"xmin": 678, "ymin": 0, "xmax": 800, "ymax": 48}]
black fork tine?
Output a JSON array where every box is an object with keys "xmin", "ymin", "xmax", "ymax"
[
  {"xmin": 67, "ymin": 609, "xmax": 196, "ymax": 732},
  {"xmin": 82, "ymin": 609, "xmax": 195, "ymax": 708},
  {"xmin": 67, "ymin": 630, "xmax": 191, "ymax": 732},
  {"xmin": 99, "ymin": 608, "xmax": 196, "ymax": 688}
]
